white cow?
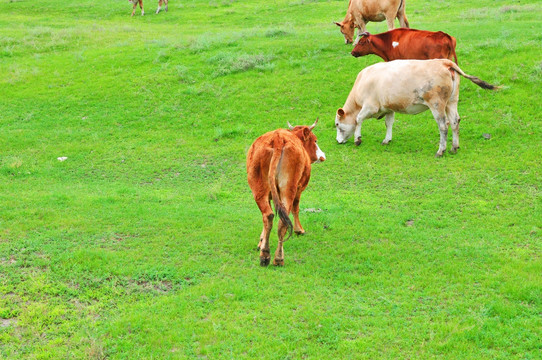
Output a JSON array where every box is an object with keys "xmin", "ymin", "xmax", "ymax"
[{"xmin": 335, "ymin": 59, "xmax": 500, "ymax": 157}]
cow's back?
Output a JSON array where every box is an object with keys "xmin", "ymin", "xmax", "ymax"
[
  {"xmin": 247, "ymin": 129, "xmax": 308, "ymax": 184},
  {"xmin": 350, "ymin": 0, "xmax": 402, "ymax": 18},
  {"xmin": 353, "ymin": 59, "xmax": 455, "ymax": 105}
]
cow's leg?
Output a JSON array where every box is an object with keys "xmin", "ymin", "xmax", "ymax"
[
  {"xmin": 164, "ymin": 0, "xmax": 168, "ymax": 11},
  {"xmin": 131, "ymin": 2, "xmax": 137, "ymax": 16},
  {"xmin": 447, "ymin": 104, "xmax": 461, "ymax": 154},
  {"xmin": 292, "ymin": 192, "xmax": 304, "ymax": 235},
  {"xmin": 156, "ymin": 0, "xmax": 162, "ymax": 14},
  {"xmin": 254, "ymin": 194, "xmax": 274, "ymax": 266},
  {"xmin": 274, "ymin": 215, "xmax": 290, "ymax": 266},
  {"xmin": 257, "ymin": 195, "xmax": 273, "ymax": 250},
  {"xmin": 274, "ymin": 192, "xmax": 295, "ymax": 266},
  {"xmin": 382, "ymin": 112, "xmax": 395, "ymax": 145},
  {"xmin": 354, "ymin": 106, "xmax": 376, "ymax": 146},
  {"xmin": 430, "ymin": 106, "xmax": 449, "ymax": 157},
  {"xmin": 139, "ymin": 0, "xmax": 144, "ymax": 15},
  {"xmin": 385, "ymin": 14, "xmax": 395, "ymax": 30},
  {"xmin": 397, "ymin": 8, "xmax": 409, "ymax": 28}
]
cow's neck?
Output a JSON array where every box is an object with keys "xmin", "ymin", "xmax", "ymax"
[
  {"xmin": 343, "ymin": 94, "xmax": 362, "ymax": 125},
  {"xmin": 370, "ymin": 37, "xmax": 390, "ymax": 62}
]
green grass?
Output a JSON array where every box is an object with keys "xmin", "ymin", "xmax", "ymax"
[{"xmin": 1, "ymin": 0, "xmax": 541, "ymax": 358}]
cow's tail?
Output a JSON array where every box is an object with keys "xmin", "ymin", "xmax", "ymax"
[
  {"xmin": 268, "ymin": 136, "xmax": 293, "ymax": 240},
  {"xmin": 448, "ymin": 61, "xmax": 501, "ymax": 90}
]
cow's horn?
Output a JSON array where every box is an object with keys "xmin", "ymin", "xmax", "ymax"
[
  {"xmin": 309, "ymin": 118, "xmax": 318, "ymax": 131},
  {"xmin": 287, "ymin": 121, "xmax": 295, "ymax": 130}
]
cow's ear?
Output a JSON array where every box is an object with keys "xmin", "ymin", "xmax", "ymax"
[
  {"xmin": 337, "ymin": 108, "xmax": 345, "ymax": 118},
  {"xmin": 303, "ymin": 127, "xmax": 310, "ymax": 140},
  {"xmin": 334, "ymin": 22, "xmax": 341, "ymax": 27}
]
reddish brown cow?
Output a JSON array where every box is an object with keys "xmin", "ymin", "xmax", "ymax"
[
  {"xmin": 352, "ymin": 28, "xmax": 458, "ymax": 63},
  {"xmin": 247, "ymin": 121, "xmax": 326, "ymax": 266}
]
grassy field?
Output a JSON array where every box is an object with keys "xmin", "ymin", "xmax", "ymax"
[{"xmin": 1, "ymin": 0, "xmax": 541, "ymax": 358}]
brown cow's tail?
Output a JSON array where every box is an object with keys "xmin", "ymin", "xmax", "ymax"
[
  {"xmin": 448, "ymin": 61, "xmax": 501, "ymax": 90},
  {"xmin": 268, "ymin": 136, "xmax": 293, "ymax": 240}
]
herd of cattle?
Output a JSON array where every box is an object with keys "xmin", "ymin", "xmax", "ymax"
[{"xmin": 247, "ymin": 0, "xmax": 501, "ymax": 266}]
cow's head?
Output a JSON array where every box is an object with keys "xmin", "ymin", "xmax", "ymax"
[
  {"xmin": 335, "ymin": 108, "xmax": 356, "ymax": 144},
  {"xmin": 351, "ymin": 32, "xmax": 371, "ymax": 57},
  {"xmin": 288, "ymin": 119, "xmax": 326, "ymax": 163},
  {"xmin": 335, "ymin": 21, "xmax": 355, "ymax": 45}
]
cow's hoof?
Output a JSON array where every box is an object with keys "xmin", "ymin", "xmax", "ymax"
[
  {"xmin": 449, "ymin": 147, "xmax": 459, "ymax": 154},
  {"xmin": 294, "ymin": 230, "xmax": 305, "ymax": 236},
  {"xmin": 273, "ymin": 259, "xmax": 284, "ymax": 266},
  {"xmin": 435, "ymin": 152, "xmax": 444, "ymax": 158},
  {"xmin": 355, "ymin": 138, "xmax": 362, "ymax": 146},
  {"xmin": 381, "ymin": 139, "xmax": 391, "ymax": 145},
  {"xmin": 260, "ymin": 257, "xmax": 270, "ymax": 266}
]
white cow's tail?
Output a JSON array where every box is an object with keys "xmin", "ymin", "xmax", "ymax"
[
  {"xmin": 448, "ymin": 61, "xmax": 501, "ymax": 90},
  {"xmin": 268, "ymin": 135, "xmax": 293, "ymax": 240}
]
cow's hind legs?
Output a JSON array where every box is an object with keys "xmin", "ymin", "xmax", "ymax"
[
  {"xmin": 431, "ymin": 108, "xmax": 448, "ymax": 157},
  {"xmin": 274, "ymin": 218, "xmax": 289, "ymax": 266},
  {"xmin": 447, "ymin": 104, "xmax": 460, "ymax": 154},
  {"xmin": 274, "ymin": 197, "xmax": 293, "ymax": 266},
  {"xmin": 292, "ymin": 194, "xmax": 305, "ymax": 235},
  {"xmin": 255, "ymin": 195, "xmax": 273, "ymax": 266},
  {"xmin": 156, "ymin": 0, "xmax": 162, "ymax": 14},
  {"xmin": 382, "ymin": 112, "xmax": 395, "ymax": 145},
  {"xmin": 397, "ymin": 4, "xmax": 409, "ymax": 28},
  {"xmin": 450, "ymin": 115, "xmax": 460, "ymax": 154},
  {"xmin": 385, "ymin": 12, "xmax": 396, "ymax": 30}
]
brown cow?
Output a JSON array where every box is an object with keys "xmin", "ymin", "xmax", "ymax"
[
  {"xmin": 335, "ymin": 0, "xmax": 410, "ymax": 44},
  {"xmin": 247, "ymin": 121, "xmax": 326, "ymax": 266},
  {"xmin": 352, "ymin": 28, "xmax": 458, "ymax": 63},
  {"xmin": 129, "ymin": 0, "xmax": 168, "ymax": 16}
]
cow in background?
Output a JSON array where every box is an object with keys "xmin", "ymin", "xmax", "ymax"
[
  {"xmin": 129, "ymin": 0, "xmax": 168, "ymax": 16},
  {"xmin": 247, "ymin": 120, "xmax": 326, "ymax": 266},
  {"xmin": 335, "ymin": 0, "xmax": 409, "ymax": 44},
  {"xmin": 129, "ymin": 0, "xmax": 144, "ymax": 16},
  {"xmin": 335, "ymin": 59, "xmax": 500, "ymax": 157},
  {"xmin": 352, "ymin": 29, "xmax": 458, "ymax": 63}
]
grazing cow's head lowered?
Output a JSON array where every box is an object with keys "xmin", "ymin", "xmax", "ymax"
[
  {"xmin": 335, "ymin": 20, "xmax": 355, "ymax": 44},
  {"xmin": 288, "ymin": 119, "xmax": 326, "ymax": 163},
  {"xmin": 335, "ymin": 108, "xmax": 356, "ymax": 144}
]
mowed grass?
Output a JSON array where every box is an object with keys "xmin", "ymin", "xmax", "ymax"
[{"xmin": 0, "ymin": 0, "xmax": 541, "ymax": 358}]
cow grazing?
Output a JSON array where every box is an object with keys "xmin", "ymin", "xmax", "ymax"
[
  {"xmin": 335, "ymin": 0, "xmax": 410, "ymax": 44},
  {"xmin": 335, "ymin": 59, "xmax": 500, "ymax": 157},
  {"xmin": 128, "ymin": 0, "xmax": 168, "ymax": 16},
  {"xmin": 247, "ymin": 120, "xmax": 326, "ymax": 266},
  {"xmin": 351, "ymin": 28, "xmax": 458, "ymax": 63}
]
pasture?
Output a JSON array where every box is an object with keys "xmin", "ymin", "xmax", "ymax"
[{"xmin": 1, "ymin": 0, "xmax": 541, "ymax": 358}]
